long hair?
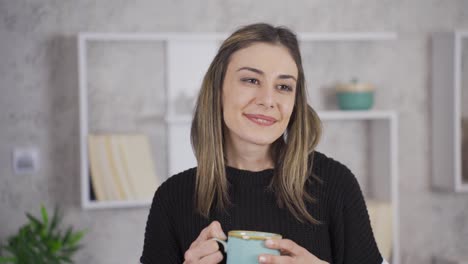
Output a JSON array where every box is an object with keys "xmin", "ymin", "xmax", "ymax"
[{"xmin": 191, "ymin": 23, "xmax": 322, "ymax": 224}]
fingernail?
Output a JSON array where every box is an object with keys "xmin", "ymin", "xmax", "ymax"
[
  {"xmin": 259, "ymin": 256, "xmax": 266, "ymax": 263},
  {"xmin": 220, "ymin": 231, "xmax": 227, "ymax": 239},
  {"xmin": 265, "ymin": 239, "xmax": 274, "ymax": 246}
]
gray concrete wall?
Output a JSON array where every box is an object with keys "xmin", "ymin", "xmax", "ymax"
[{"xmin": 1, "ymin": 1, "xmax": 467, "ymax": 263}]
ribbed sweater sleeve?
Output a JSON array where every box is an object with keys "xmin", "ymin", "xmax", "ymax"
[
  {"xmin": 334, "ymin": 167, "xmax": 383, "ymax": 264},
  {"xmin": 140, "ymin": 180, "xmax": 182, "ymax": 264}
]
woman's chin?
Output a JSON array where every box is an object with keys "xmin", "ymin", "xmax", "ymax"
[{"xmin": 244, "ymin": 136, "xmax": 280, "ymax": 147}]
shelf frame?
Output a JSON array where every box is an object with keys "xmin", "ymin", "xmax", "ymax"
[
  {"xmin": 77, "ymin": 31, "xmax": 400, "ymax": 264},
  {"xmin": 78, "ymin": 31, "xmax": 399, "ymax": 210}
]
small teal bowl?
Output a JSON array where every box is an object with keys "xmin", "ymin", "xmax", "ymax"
[{"xmin": 337, "ymin": 91, "xmax": 374, "ymax": 110}]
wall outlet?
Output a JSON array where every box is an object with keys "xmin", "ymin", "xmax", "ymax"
[{"xmin": 12, "ymin": 147, "xmax": 39, "ymax": 175}]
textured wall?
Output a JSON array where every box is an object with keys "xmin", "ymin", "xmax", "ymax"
[{"xmin": 1, "ymin": 1, "xmax": 468, "ymax": 263}]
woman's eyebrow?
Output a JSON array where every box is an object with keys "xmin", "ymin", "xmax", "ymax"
[
  {"xmin": 237, "ymin": 66, "xmax": 297, "ymax": 82},
  {"xmin": 237, "ymin": 66, "xmax": 263, "ymax": 75},
  {"xmin": 278, "ymin": 74, "xmax": 297, "ymax": 82}
]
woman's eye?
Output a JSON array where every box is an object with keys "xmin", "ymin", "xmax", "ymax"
[
  {"xmin": 278, "ymin": 84, "xmax": 293, "ymax": 92},
  {"xmin": 242, "ymin": 78, "xmax": 259, "ymax": 85}
]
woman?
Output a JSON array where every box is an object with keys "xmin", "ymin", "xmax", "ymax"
[{"xmin": 140, "ymin": 23, "xmax": 386, "ymax": 264}]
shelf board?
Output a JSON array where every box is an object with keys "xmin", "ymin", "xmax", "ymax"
[
  {"xmin": 298, "ymin": 32, "xmax": 397, "ymax": 41},
  {"xmin": 79, "ymin": 32, "xmax": 228, "ymax": 42},
  {"xmin": 318, "ymin": 110, "xmax": 397, "ymax": 120},
  {"xmin": 456, "ymin": 183, "xmax": 468, "ymax": 192},
  {"xmin": 83, "ymin": 200, "xmax": 151, "ymax": 210},
  {"xmin": 165, "ymin": 115, "xmax": 192, "ymax": 124},
  {"xmin": 456, "ymin": 31, "xmax": 468, "ymax": 38},
  {"xmin": 78, "ymin": 32, "xmax": 397, "ymax": 42},
  {"xmin": 165, "ymin": 110, "xmax": 397, "ymax": 124}
]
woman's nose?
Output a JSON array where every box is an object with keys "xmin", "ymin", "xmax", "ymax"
[{"xmin": 255, "ymin": 85, "xmax": 275, "ymax": 109}]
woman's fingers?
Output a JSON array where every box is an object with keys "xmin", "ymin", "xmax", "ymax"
[
  {"xmin": 199, "ymin": 251, "xmax": 224, "ymax": 264},
  {"xmin": 190, "ymin": 221, "xmax": 226, "ymax": 249},
  {"xmin": 258, "ymin": 254, "xmax": 293, "ymax": 264},
  {"xmin": 264, "ymin": 239, "xmax": 303, "ymax": 256},
  {"xmin": 184, "ymin": 240, "xmax": 220, "ymax": 262},
  {"xmin": 196, "ymin": 221, "xmax": 227, "ymax": 243},
  {"xmin": 184, "ymin": 221, "xmax": 226, "ymax": 263},
  {"xmin": 260, "ymin": 239, "xmax": 326, "ymax": 264}
]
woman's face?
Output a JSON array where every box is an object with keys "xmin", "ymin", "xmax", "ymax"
[{"xmin": 222, "ymin": 42, "xmax": 298, "ymax": 148}]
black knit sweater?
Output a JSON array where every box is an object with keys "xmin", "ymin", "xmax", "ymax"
[{"xmin": 140, "ymin": 151, "xmax": 383, "ymax": 264}]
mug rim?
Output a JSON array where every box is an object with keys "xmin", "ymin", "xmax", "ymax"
[{"xmin": 228, "ymin": 230, "xmax": 282, "ymax": 240}]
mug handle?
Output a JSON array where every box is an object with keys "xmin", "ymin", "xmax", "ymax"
[{"xmin": 211, "ymin": 238, "xmax": 227, "ymax": 253}]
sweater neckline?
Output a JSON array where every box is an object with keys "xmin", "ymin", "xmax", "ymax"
[{"xmin": 225, "ymin": 166, "xmax": 274, "ymax": 186}]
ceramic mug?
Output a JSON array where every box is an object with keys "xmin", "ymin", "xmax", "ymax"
[{"xmin": 211, "ymin": 230, "xmax": 281, "ymax": 264}]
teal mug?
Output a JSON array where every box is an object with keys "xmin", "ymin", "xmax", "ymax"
[{"xmin": 212, "ymin": 230, "xmax": 281, "ymax": 264}]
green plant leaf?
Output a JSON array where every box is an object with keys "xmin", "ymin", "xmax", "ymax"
[
  {"xmin": 0, "ymin": 256, "xmax": 16, "ymax": 263},
  {"xmin": 40, "ymin": 205, "xmax": 48, "ymax": 227},
  {"xmin": 26, "ymin": 213, "xmax": 42, "ymax": 229},
  {"xmin": 50, "ymin": 241, "xmax": 62, "ymax": 253},
  {"xmin": 49, "ymin": 206, "xmax": 61, "ymax": 234},
  {"xmin": 1, "ymin": 205, "xmax": 86, "ymax": 264},
  {"xmin": 68, "ymin": 231, "xmax": 85, "ymax": 247},
  {"xmin": 58, "ymin": 255, "xmax": 72, "ymax": 263},
  {"xmin": 62, "ymin": 227, "xmax": 72, "ymax": 245}
]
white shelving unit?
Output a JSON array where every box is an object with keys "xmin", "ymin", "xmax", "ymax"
[
  {"xmin": 323, "ymin": 110, "xmax": 399, "ymax": 264},
  {"xmin": 78, "ymin": 32, "xmax": 399, "ymax": 263},
  {"xmin": 431, "ymin": 31, "xmax": 468, "ymax": 192}
]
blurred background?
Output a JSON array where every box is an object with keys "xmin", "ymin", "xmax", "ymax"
[{"xmin": 1, "ymin": 1, "xmax": 468, "ymax": 263}]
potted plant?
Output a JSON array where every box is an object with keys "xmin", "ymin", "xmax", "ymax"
[{"xmin": 0, "ymin": 205, "xmax": 86, "ymax": 264}]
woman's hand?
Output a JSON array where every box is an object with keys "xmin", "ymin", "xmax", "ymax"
[
  {"xmin": 259, "ymin": 239, "xmax": 329, "ymax": 264},
  {"xmin": 183, "ymin": 221, "xmax": 226, "ymax": 264}
]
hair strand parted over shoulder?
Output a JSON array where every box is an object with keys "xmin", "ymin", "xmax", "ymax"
[{"xmin": 191, "ymin": 23, "xmax": 323, "ymax": 225}]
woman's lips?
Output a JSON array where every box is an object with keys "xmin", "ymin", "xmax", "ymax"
[{"xmin": 244, "ymin": 114, "xmax": 277, "ymax": 126}]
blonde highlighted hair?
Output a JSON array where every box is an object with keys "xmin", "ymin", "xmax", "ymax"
[{"xmin": 191, "ymin": 23, "xmax": 322, "ymax": 224}]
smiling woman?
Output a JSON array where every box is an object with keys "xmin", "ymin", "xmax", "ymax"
[
  {"xmin": 140, "ymin": 23, "xmax": 386, "ymax": 264},
  {"xmin": 222, "ymin": 43, "xmax": 297, "ymax": 159}
]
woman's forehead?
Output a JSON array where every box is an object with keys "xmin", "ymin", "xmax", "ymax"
[{"xmin": 227, "ymin": 43, "xmax": 298, "ymax": 78}]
